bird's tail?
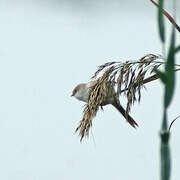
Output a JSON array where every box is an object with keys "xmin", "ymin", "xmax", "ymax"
[{"xmin": 112, "ymin": 101, "xmax": 138, "ymax": 128}]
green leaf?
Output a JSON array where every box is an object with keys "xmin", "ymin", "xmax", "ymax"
[
  {"xmin": 154, "ymin": 69, "xmax": 167, "ymax": 84},
  {"xmin": 164, "ymin": 27, "xmax": 175, "ymax": 108},
  {"xmin": 158, "ymin": 0, "xmax": 165, "ymax": 42}
]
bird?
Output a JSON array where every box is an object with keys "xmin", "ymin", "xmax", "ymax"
[{"xmin": 71, "ymin": 81, "xmax": 138, "ymax": 128}]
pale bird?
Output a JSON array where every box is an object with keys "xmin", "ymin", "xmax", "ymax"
[{"xmin": 71, "ymin": 81, "xmax": 138, "ymax": 128}]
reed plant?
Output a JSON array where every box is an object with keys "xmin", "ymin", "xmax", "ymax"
[{"xmin": 75, "ymin": 0, "xmax": 180, "ymax": 179}]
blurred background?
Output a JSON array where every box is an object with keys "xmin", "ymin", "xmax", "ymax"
[{"xmin": 0, "ymin": 0, "xmax": 180, "ymax": 179}]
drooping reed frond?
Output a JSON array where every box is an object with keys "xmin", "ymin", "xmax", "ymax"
[{"xmin": 76, "ymin": 53, "xmax": 180, "ymax": 141}]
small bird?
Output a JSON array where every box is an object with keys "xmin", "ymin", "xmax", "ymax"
[{"xmin": 71, "ymin": 81, "xmax": 138, "ymax": 128}]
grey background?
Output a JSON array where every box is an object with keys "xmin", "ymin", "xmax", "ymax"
[{"xmin": 0, "ymin": 0, "xmax": 180, "ymax": 179}]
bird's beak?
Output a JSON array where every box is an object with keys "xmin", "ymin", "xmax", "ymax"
[{"xmin": 71, "ymin": 93, "xmax": 74, "ymax": 97}]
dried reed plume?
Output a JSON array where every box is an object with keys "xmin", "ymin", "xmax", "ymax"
[{"xmin": 75, "ymin": 54, "xmax": 180, "ymax": 141}]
